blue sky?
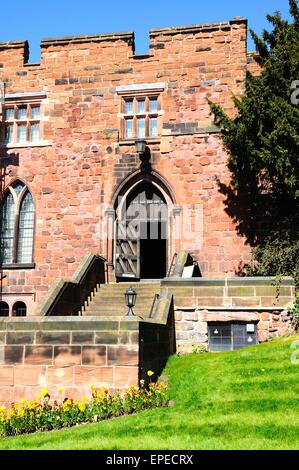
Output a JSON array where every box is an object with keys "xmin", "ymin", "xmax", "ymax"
[{"xmin": 0, "ymin": 0, "xmax": 292, "ymax": 62}]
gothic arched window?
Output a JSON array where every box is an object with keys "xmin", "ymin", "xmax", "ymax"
[{"xmin": 1, "ymin": 181, "xmax": 35, "ymax": 265}]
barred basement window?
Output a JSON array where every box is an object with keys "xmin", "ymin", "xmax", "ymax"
[
  {"xmin": 2, "ymin": 102, "xmax": 41, "ymax": 145},
  {"xmin": 12, "ymin": 301, "xmax": 27, "ymax": 317},
  {"xmin": 208, "ymin": 323, "xmax": 257, "ymax": 352},
  {"xmin": 0, "ymin": 301, "xmax": 9, "ymax": 317},
  {"xmin": 1, "ymin": 181, "xmax": 35, "ymax": 265},
  {"xmin": 121, "ymin": 95, "xmax": 160, "ymax": 140}
]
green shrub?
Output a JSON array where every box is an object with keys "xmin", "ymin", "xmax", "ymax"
[
  {"xmin": 289, "ymin": 295, "xmax": 299, "ymax": 330},
  {"xmin": 245, "ymin": 234, "xmax": 299, "ymax": 289}
]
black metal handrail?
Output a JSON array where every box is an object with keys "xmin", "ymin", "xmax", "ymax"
[
  {"xmin": 149, "ymin": 293, "xmax": 160, "ymax": 318},
  {"xmin": 167, "ymin": 252, "xmax": 178, "ymax": 278}
]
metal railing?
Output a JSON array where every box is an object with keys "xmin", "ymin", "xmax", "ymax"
[{"xmin": 167, "ymin": 252, "xmax": 178, "ymax": 278}]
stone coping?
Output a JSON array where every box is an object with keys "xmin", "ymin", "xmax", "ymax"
[
  {"xmin": 0, "ymin": 315, "xmax": 168, "ymax": 331},
  {"xmin": 0, "ymin": 40, "xmax": 28, "ymax": 49},
  {"xmin": 41, "ymin": 32, "xmax": 134, "ymax": 47},
  {"xmin": 150, "ymin": 18, "xmax": 247, "ymax": 37},
  {"xmin": 162, "ymin": 277, "xmax": 294, "ymax": 287}
]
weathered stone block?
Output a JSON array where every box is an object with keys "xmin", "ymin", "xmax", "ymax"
[
  {"xmin": 74, "ymin": 366, "xmax": 114, "ymax": 387},
  {"xmin": 258, "ymin": 330, "xmax": 270, "ymax": 342},
  {"xmin": 14, "ymin": 366, "xmax": 47, "ymax": 386},
  {"xmin": 260, "ymin": 313, "xmax": 270, "ymax": 321},
  {"xmin": 54, "ymin": 346, "xmax": 81, "ymax": 366},
  {"xmin": 258, "ymin": 321, "xmax": 270, "ymax": 330},
  {"xmin": 107, "ymin": 346, "xmax": 139, "ymax": 366},
  {"xmin": 175, "ymin": 311, "xmax": 183, "ymax": 321},
  {"xmin": 0, "ymin": 366, "xmax": 14, "ymax": 386},
  {"xmin": 47, "ymin": 366, "xmax": 74, "ymax": 386},
  {"xmin": 36, "ymin": 332, "xmax": 71, "ymax": 345},
  {"xmin": 231, "ymin": 297, "xmax": 261, "ymax": 307},
  {"xmin": 82, "ymin": 346, "xmax": 106, "ymax": 366},
  {"xmin": 72, "ymin": 332, "xmax": 95, "ymax": 344},
  {"xmin": 260, "ymin": 297, "xmax": 293, "ymax": 308},
  {"xmin": 174, "ymin": 297, "xmax": 196, "ymax": 308},
  {"xmin": 255, "ymin": 286, "xmax": 292, "ymax": 297},
  {"xmin": 227, "ymin": 287, "xmax": 255, "ymax": 297},
  {"xmin": 7, "ymin": 322, "xmax": 39, "ymax": 331},
  {"xmin": 0, "ymin": 386, "xmax": 12, "ymax": 405},
  {"xmin": 95, "ymin": 331, "xmax": 119, "ymax": 344},
  {"xmin": 197, "ymin": 322, "xmax": 208, "ymax": 335},
  {"xmin": 25, "ymin": 346, "xmax": 53, "ymax": 365},
  {"xmin": 114, "ymin": 366, "xmax": 138, "ymax": 388},
  {"xmin": 184, "ymin": 312, "xmax": 199, "ymax": 321},
  {"xmin": 193, "ymin": 287, "xmax": 225, "ymax": 297},
  {"xmin": 120, "ymin": 321, "xmax": 139, "ymax": 331},
  {"xmin": 176, "ymin": 322, "xmax": 195, "ymax": 331},
  {"xmin": 4, "ymin": 346, "xmax": 24, "ymax": 364},
  {"xmin": 6, "ymin": 332, "xmax": 35, "ymax": 344}
]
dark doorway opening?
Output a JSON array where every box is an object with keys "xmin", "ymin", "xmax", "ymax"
[
  {"xmin": 140, "ymin": 221, "xmax": 167, "ymax": 279},
  {"xmin": 115, "ymin": 181, "xmax": 168, "ymax": 280}
]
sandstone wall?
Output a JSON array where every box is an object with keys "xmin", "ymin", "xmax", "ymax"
[{"xmin": 0, "ymin": 19, "xmax": 251, "ymax": 311}]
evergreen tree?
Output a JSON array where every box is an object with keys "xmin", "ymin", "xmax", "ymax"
[{"xmin": 209, "ymin": 0, "xmax": 299, "ymax": 243}]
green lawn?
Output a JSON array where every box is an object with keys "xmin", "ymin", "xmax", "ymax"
[{"xmin": 0, "ymin": 333, "xmax": 299, "ymax": 450}]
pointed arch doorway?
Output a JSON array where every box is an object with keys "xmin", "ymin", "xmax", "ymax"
[{"xmin": 109, "ymin": 172, "xmax": 178, "ymax": 281}]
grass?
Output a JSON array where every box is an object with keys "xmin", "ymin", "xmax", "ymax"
[{"xmin": 0, "ymin": 333, "xmax": 299, "ymax": 450}]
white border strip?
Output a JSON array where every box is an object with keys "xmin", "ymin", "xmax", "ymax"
[
  {"xmin": 5, "ymin": 91, "xmax": 47, "ymax": 99},
  {"xmin": 116, "ymin": 82, "xmax": 166, "ymax": 93}
]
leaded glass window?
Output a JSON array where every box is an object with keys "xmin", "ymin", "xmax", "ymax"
[
  {"xmin": 2, "ymin": 102, "xmax": 42, "ymax": 144},
  {"xmin": 2, "ymin": 193, "xmax": 15, "ymax": 264},
  {"xmin": 17, "ymin": 192, "xmax": 35, "ymax": 263},
  {"xmin": 121, "ymin": 95, "xmax": 161, "ymax": 139},
  {"xmin": 1, "ymin": 181, "xmax": 35, "ymax": 265}
]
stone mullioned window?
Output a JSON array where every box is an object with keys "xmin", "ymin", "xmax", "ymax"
[
  {"xmin": 0, "ymin": 92, "xmax": 47, "ymax": 146},
  {"xmin": 122, "ymin": 95, "xmax": 159, "ymax": 140},
  {"xmin": 3, "ymin": 102, "xmax": 41, "ymax": 144},
  {"xmin": 117, "ymin": 83, "xmax": 165, "ymax": 141}
]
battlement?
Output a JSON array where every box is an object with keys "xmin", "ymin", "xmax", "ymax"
[
  {"xmin": 0, "ymin": 17, "xmax": 247, "ymax": 67},
  {"xmin": 150, "ymin": 17, "xmax": 247, "ymax": 37}
]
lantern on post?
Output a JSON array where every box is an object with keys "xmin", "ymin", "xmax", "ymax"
[{"xmin": 124, "ymin": 287, "xmax": 137, "ymax": 318}]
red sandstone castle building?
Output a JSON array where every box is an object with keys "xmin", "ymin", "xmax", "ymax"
[
  {"xmin": 0, "ymin": 19, "xmax": 296, "ymax": 403},
  {"xmin": 0, "ymin": 18, "xmax": 261, "ymax": 316}
]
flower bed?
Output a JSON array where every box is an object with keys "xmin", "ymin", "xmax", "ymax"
[{"xmin": 0, "ymin": 378, "xmax": 168, "ymax": 438}]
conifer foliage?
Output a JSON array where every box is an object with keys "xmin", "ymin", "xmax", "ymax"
[
  {"xmin": 209, "ymin": 1, "xmax": 299, "ymax": 281},
  {"xmin": 210, "ymin": 0, "xmax": 299, "ymax": 207}
]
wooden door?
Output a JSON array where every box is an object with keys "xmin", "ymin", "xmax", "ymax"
[
  {"xmin": 115, "ymin": 219, "xmax": 140, "ymax": 278},
  {"xmin": 115, "ymin": 182, "xmax": 167, "ymax": 279}
]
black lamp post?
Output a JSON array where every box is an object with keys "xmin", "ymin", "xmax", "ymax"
[{"xmin": 124, "ymin": 287, "xmax": 137, "ymax": 318}]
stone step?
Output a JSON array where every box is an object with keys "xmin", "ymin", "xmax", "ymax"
[
  {"xmin": 98, "ymin": 287, "xmax": 160, "ymax": 293},
  {"xmin": 99, "ymin": 283, "xmax": 160, "ymax": 289},
  {"xmin": 89, "ymin": 295, "xmax": 155, "ymax": 305},
  {"xmin": 85, "ymin": 298, "xmax": 155, "ymax": 307},
  {"xmin": 81, "ymin": 282, "xmax": 160, "ymax": 317},
  {"xmin": 92, "ymin": 293, "xmax": 158, "ymax": 300},
  {"xmin": 83, "ymin": 306, "xmax": 152, "ymax": 316}
]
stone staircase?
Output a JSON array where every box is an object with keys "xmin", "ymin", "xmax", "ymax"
[{"xmin": 81, "ymin": 282, "xmax": 161, "ymax": 318}]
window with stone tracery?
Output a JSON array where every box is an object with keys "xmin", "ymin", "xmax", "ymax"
[{"xmin": 1, "ymin": 181, "xmax": 35, "ymax": 266}]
